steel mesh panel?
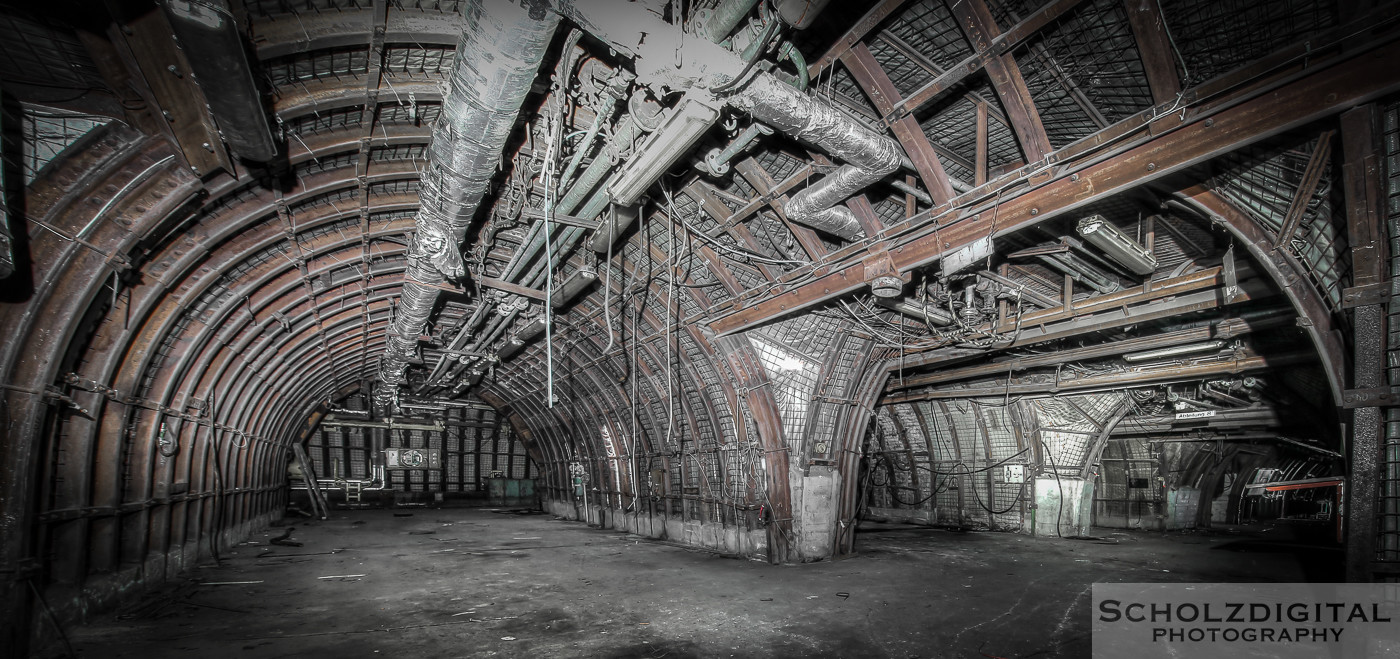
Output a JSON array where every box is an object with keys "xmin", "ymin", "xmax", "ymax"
[
  {"xmin": 885, "ymin": 0, "xmax": 974, "ymax": 73},
  {"xmin": 265, "ymin": 47, "xmax": 370, "ymax": 89},
  {"xmin": 384, "ymin": 45, "xmax": 455, "ymax": 76},
  {"xmin": 297, "ymin": 150, "xmax": 360, "ymax": 176},
  {"xmin": 377, "ymin": 102, "xmax": 442, "ymax": 126},
  {"xmin": 0, "ymin": 13, "xmax": 106, "ymax": 91},
  {"xmin": 19, "ymin": 109, "xmax": 109, "ymax": 185},
  {"xmin": 1012, "ymin": 0, "xmax": 1154, "ymax": 145},
  {"xmin": 1216, "ymin": 136, "xmax": 1350, "ymax": 310},
  {"xmin": 283, "ymin": 107, "xmax": 364, "ymax": 137},
  {"xmin": 749, "ymin": 335, "xmax": 820, "ymax": 448},
  {"xmin": 753, "ymin": 148, "xmax": 804, "ymax": 182},
  {"xmin": 867, "ymin": 35, "xmax": 938, "ymax": 100},
  {"xmin": 1158, "ymin": 0, "xmax": 1338, "ymax": 87}
]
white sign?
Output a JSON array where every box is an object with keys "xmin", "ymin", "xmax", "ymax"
[{"xmin": 1175, "ymin": 411, "xmax": 1217, "ymax": 420}]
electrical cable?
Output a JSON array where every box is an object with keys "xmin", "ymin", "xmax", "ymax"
[{"xmin": 1040, "ymin": 436, "xmax": 1066, "ymax": 538}]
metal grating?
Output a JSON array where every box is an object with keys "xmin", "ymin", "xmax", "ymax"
[
  {"xmin": 19, "ymin": 107, "xmax": 108, "ymax": 185},
  {"xmin": 1158, "ymin": 0, "xmax": 1338, "ymax": 87},
  {"xmin": 265, "ymin": 46, "xmax": 370, "ymax": 89},
  {"xmin": 1216, "ymin": 135, "xmax": 1350, "ymax": 311},
  {"xmin": 0, "ymin": 12, "xmax": 106, "ymax": 92}
]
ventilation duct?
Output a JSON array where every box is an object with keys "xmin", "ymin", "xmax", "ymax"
[
  {"xmin": 726, "ymin": 73, "xmax": 902, "ymax": 241},
  {"xmin": 377, "ymin": 0, "xmax": 561, "ymax": 410}
]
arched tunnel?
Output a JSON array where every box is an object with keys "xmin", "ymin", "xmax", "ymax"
[{"xmin": 2, "ymin": 0, "xmax": 1399, "ymax": 656}]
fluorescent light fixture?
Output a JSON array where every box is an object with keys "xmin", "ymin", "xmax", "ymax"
[
  {"xmin": 550, "ymin": 268, "xmax": 598, "ymax": 309},
  {"xmin": 496, "ymin": 338, "xmax": 525, "ymax": 362},
  {"xmin": 607, "ymin": 93, "xmax": 720, "ymax": 206},
  {"xmin": 1122, "ymin": 340, "xmax": 1226, "ymax": 363},
  {"xmin": 1077, "ymin": 215, "xmax": 1157, "ymax": 276},
  {"xmin": 589, "ymin": 203, "xmax": 641, "ymax": 253},
  {"xmin": 515, "ymin": 316, "xmax": 547, "ymax": 342},
  {"xmin": 874, "ymin": 297, "xmax": 954, "ymax": 326}
]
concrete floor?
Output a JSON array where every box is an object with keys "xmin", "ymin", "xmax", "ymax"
[{"xmin": 58, "ymin": 508, "xmax": 1337, "ymax": 658}]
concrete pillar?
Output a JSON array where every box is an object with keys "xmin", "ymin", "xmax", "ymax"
[
  {"xmin": 1034, "ymin": 476, "xmax": 1094, "ymax": 537},
  {"xmin": 792, "ymin": 464, "xmax": 841, "ymax": 560}
]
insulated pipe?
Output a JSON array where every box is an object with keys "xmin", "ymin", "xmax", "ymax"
[
  {"xmin": 161, "ymin": 0, "xmax": 278, "ymax": 161},
  {"xmin": 561, "ymin": 1, "xmax": 895, "ymax": 241},
  {"xmin": 697, "ymin": 0, "xmax": 762, "ymax": 41},
  {"xmin": 726, "ymin": 73, "xmax": 903, "ymax": 241},
  {"xmin": 378, "ymin": 0, "xmax": 561, "ymax": 408}
]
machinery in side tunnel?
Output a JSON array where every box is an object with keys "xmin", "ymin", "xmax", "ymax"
[{"xmin": 287, "ymin": 388, "xmax": 541, "ymax": 511}]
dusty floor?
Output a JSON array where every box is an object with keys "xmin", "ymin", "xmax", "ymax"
[{"xmin": 59, "ymin": 509, "xmax": 1338, "ymax": 658}]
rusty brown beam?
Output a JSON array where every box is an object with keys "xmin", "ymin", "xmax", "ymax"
[
  {"xmin": 841, "ymin": 43, "xmax": 957, "ymax": 205},
  {"xmin": 884, "ymin": 351, "xmax": 1310, "ymax": 403},
  {"xmin": 706, "ymin": 28, "xmax": 1400, "ymax": 336},
  {"xmin": 947, "ymin": 0, "xmax": 1053, "ymax": 162},
  {"xmin": 806, "ymin": 0, "xmax": 912, "ymax": 77},
  {"xmin": 1123, "ymin": 0, "xmax": 1183, "ymax": 105},
  {"xmin": 1273, "ymin": 130, "xmax": 1335, "ymax": 248}
]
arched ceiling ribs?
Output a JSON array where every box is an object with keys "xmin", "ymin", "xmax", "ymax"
[
  {"xmin": 250, "ymin": 7, "xmax": 466, "ymax": 60},
  {"xmin": 1174, "ymin": 185, "xmax": 1346, "ymax": 404}
]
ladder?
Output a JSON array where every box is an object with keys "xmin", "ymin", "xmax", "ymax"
[
  {"xmin": 344, "ymin": 479, "xmax": 363, "ymax": 504},
  {"xmin": 292, "ymin": 443, "xmax": 329, "ymax": 519}
]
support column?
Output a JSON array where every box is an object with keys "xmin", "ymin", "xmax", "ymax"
[{"xmin": 1341, "ymin": 104, "xmax": 1388, "ymax": 582}]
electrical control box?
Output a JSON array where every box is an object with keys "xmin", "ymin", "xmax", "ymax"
[
  {"xmin": 383, "ymin": 448, "xmax": 441, "ymax": 470},
  {"xmin": 1002, "ymin": 464, "xmax": 1026, "ymax": 484}
]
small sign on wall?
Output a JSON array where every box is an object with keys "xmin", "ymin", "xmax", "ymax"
[{"xmin": 384, "ymin": 448, "xmax": 442, "ymax": 469}]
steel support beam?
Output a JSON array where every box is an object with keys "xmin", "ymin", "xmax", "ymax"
[
  {"xmin": 707, "ymin": 29, "xmax": 1400, "ymax": 336},
  {"xmin": 1122, "ymin": 0, "xmax": 1182, "ymax": 105},
  {"xmin": 1340, "ymin": 104, "xmax": 1388, "ymax": 582},
  {"xmin": 841, "ymin": 43, "xmax": 957, "ymax": 205},
  {"xmin": 946, "ymin": 0, "xmax": 1053, "ymax": 162}
]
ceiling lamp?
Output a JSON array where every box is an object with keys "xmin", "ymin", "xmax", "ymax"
[{"xmin": 1076, "ymin": 215, "xmax": 1157, "ymax": 276}]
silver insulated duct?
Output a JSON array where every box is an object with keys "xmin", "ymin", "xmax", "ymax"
[
  {"xmin": 726, "ymin": 73, "xmax": 902, "ymax": 241},
  {"xmin": 377, "ymin": 0, "xmax": 560, "ymax": 409}
]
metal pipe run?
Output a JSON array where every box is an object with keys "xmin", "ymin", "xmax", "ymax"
[
  {"xmin": 377, "ymin": 0, "xmax": 561, "ymax": 409},
  {"xmin": 725, "ymin": 73, "xmax": 903, "ymax": 241}
]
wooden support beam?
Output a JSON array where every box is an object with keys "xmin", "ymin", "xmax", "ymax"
[
  {"xmin": 705, "ymin": 28, "xmax": 1400, "ymax": 337},
  {"xmin": 1123, "ymin": 0, "xmax": 1183, "ymax": 105},
  {"xmin": 1339, "ymin": 103, "xmax": 1388, "ymax": 583},
  {"xmin": 841, "ymin": 43, "xmax": 957, "ymax": 205},
  {"xmin": 947, "ymin": 0, "xmax": 1053, "ymax": 162},
  {"xmin": 887, "ymin": 0, "xmax": 1088, "ymax": 124},
  {"xmin": 975, "ymin": 100, "xmax": 989, "ymax": 186},
  {"xmin": 807, "ymin": 0, "xmax": 913, "ymax": 78},
  {"xmin": 1274, "ymin": 130, "xmax": 1335, "ymax": 248}
]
